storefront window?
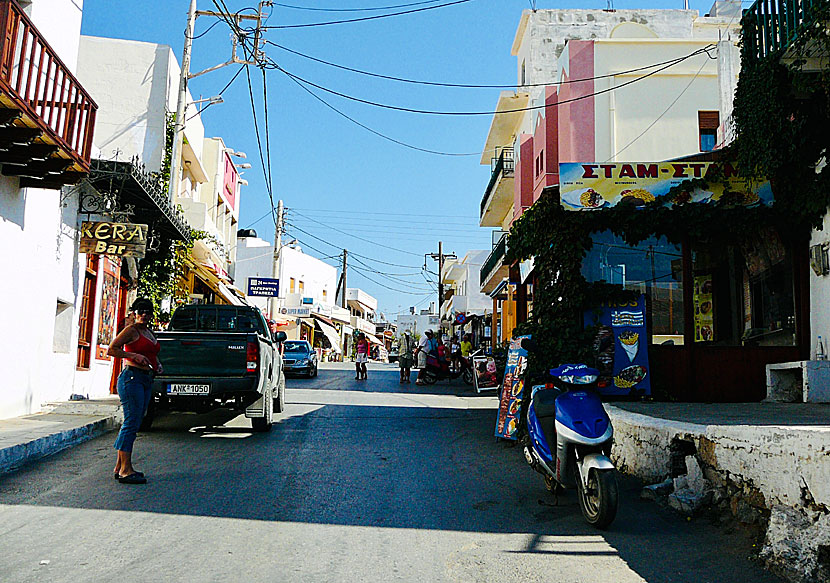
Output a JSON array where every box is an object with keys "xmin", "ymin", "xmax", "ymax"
[
  {"xmin": 582, "ymin": 232, "xmax": 684, "ymax": 345},
  {"xmin": 692, "ymin": 228, "xmax": 795, "ymax": 346}
]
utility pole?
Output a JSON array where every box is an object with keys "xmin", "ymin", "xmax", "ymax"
[
  {"xmin": 270, "ymin": 200, "xmax": 284, "ymax": 320},
  {"xmin": 168, "ymin": 0, "xmax": 197, "ymax": 202},
  {"xmin": 427, "ymin": 241, "xmax": 456, "ymax": 331},
  {"xmin": 336, "ymin": 249, "xmax": 348, "ymax": 308},
  {"xmin": 167, "ymin": 1, "xmax": 271, "ymax": 201}
]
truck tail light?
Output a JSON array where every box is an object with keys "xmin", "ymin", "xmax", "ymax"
[{"xmin": 246, "ymin": 341, "xmax": 258, "ymax": 372}]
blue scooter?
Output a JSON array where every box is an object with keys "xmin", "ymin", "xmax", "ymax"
[{"xmin": 519, "ymin": 352, "xmax": 618, "ymax": 529}]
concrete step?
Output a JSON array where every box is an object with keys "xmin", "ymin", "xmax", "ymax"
[{"xmin": 42, "ymin": 396, "xmax": 122, "ymax": 420}]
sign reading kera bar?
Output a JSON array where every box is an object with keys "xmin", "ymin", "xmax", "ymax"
[{"xmin": 79, "ymin": 221, "xmax": 148, "ymax": 258}]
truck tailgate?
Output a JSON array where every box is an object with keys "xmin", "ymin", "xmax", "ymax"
[{"xmin": 156, "ymin": 332, "xmax": 255, "ymax": 377}]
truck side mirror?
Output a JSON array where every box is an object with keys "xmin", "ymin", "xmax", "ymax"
[{"xmin": 273, "ymin": 331, "xmax": 287, "ymax": 343}]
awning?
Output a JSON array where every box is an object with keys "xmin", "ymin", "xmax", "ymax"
[
  {"xmin": 314, "ymin": 317, "xmax": 342, "ymax": 353},
  {"xmin": 217, "ymin": 282, "xmax": 244, "ymax": 306},
  {"xmin": 364, "ymin": 332, "xmax": 384, "ymax": 346}
]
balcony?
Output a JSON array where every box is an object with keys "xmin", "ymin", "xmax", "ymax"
[
  {"xmin": 743, "ymin": 0, "xmax": 830, "ymax": 67},
  {"xmin": 480, "ymin": 147, "xmax": 514, "ymax": 228},
  {"xmin": 0, "ymin": 1, "xmax": 96, "ymax": 188},
  {"xmin": 480, "ymin": 233, "xmax": 509, "ymax": 294}
]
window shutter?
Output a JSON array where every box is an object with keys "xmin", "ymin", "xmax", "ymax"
[{"xmin": 698, "ymin": 111, "xmax": 720, "ymax": 130}]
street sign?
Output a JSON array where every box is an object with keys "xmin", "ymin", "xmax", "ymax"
[
  {"xmin": 247, "ymin": 277, "xmax": 280, "ymax": 297},
  {"xmin": 79, "ymin": 221, "xmax": 148, "ymax": 258},
  {"xmin": 455, "ymin": 313, "xmax": 467, "ymax": 325}
]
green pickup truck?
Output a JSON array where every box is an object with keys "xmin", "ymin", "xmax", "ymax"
[{"xmin": 148, "ymin": 304, "xmax": 286, "ymax": 432}]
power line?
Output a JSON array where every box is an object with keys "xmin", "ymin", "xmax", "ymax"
[
  {"xmin": 266, "ymin": 40, "xmax": 714, "ymax": 89},
  {"xmin": 187, "ymin": 18, "xmax": 222, "ymax": 40},
  {"xmin": 350, "ymin": 263, "xmax": 435, "ymax": 295},
  {"xmin": 263, "ymin": 0, "xmax": 474, "ymax": 29},
  {"xmin": 288, "ymin": 207, "xmax": 477, "ymax": 219},
  {"xmin": 273, "ymin": 1, "xmax": 444, "ymax": 12},
  {"xmin": 244, "ymin": 64, "xmax": 278, "ymax": 228},
  {"xmin": 189, "ymin": 65, "xmax": 245, "ymax": 119},
  {"xmin": 272, "ymin": 46, "xmax": 714, "ymax": 117},
  {"xmin": 282, "ymin": 71, "xmax": 480, "ymax": 156},
  {"xmin": 289, "ymin": 211, "xmax": 424, "ymax": 257}
]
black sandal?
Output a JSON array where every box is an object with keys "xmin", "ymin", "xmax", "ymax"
[
  {"xmin": 114, "ymin": 471, "xmax": 144, "ymax": 480},
  {"xmin": 117, "ymin": 472, "xmax": 147, "ymax": 484}
]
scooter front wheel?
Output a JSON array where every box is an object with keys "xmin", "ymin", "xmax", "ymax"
[
  {"xmin": 462, "ymin": 367, "xmax": 474, "ymax": 386},
  {"xmin": 422, "ymin": 370, "xmax": 438, "ymax": 385},
  {"xmin": 574, "ymin": 464, "xmax": 618, "ymax": 529}
]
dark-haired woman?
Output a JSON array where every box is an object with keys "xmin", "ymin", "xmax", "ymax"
[{"xmin": 107, "ymin": 298, "xmax": 162, "ymax": 484}]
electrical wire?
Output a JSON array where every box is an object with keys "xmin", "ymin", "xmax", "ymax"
[
  {"xmin": 272, "ymin": 46, "xmax": 714, "ymax": 117},
  {"xmin": 350, "ymin": 263, "xmax": 435, "ymax": 294},
  {"xmin": 283, "ymin": 72, "xmax": 480, "ymax": 156},
  {"xmin": 244, "ymin": 64, "xmax": 278, "ymax": 228},
  {"xmin": 288, "ymin": 207, "xmax": 477, "ymax": 219},
  {"xmin": 266, "ymin": 40, "xmax": 715, "ymax": 89},
  {"xmin": 289, "ymin": 211, "xmax": 424, "ymax": 257},
  {"xmin": 263, "ymin": 0, "xmax": 474, "ymax": 29},
  {"xmin": 187, "ymin": 65, "xmax": 245, "ymax": 120},
  {"xmin": 273, "ymin": 1, "xmax": 443, "ymax": 12},
  {"xmin": 187, "ymin": 19, "xmax": 222, "ymax": 40}
]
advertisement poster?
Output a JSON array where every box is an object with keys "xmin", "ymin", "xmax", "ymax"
[
  {"xmin": 495, "ymin": 335, "xmax": 530, "ymax": 440},
  {"xmin": 693, "ymin": 275, "xmax": 715, "ymax": 342},
  {"xmin": 584, "ymin": 296, "xmax": 651, "ymax": 397},
  {"xmin": 473, "ymin": 356, "xmax": 499, "ymax": 393},
  {"xmin": 559, "ymin": 162, "xmax": 773, "ymax": 211},
  {"xmin": 96, "ymin": 257, "xmax": 120, "ymax": 361}
]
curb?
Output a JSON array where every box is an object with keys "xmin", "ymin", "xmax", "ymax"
[{"xmin": 0, "ymin": 416, "xmax": 118, "ymax": 475}]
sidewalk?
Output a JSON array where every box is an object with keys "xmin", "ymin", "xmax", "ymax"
[
  {"xmin": 606, "ymin": 401, "xmax": 830, "ymax": 583},
  {"xmin": 0, "ymin": 397, "xmax": 122, "ymax": 475}
]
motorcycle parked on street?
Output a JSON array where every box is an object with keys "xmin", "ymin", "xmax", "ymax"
[
  {"xmin": 518, "ymin": 341, "xmax": 618, "ymax": 529},
  {"xmin": 420, "ymin": 354, "xmax": 475, "ymax": 386}
]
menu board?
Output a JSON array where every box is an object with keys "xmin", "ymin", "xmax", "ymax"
[
  {"xmin": 584, "ymin": 295, "xmax": 651, "ymax": 397},
  {"xmin": 473, "ymin": 355, "xmax": 499, "ymax": 393},
  {"xmin": 494, "ymin": 335, "xmax": 530, "ymax": 440},
  {"xmin": 693, "ymin": 275, "xmax": 714, "ymax": 342}
]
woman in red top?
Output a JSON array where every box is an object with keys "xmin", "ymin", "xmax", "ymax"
[
  {"xmin": 107, "ymin": 298, "xmax": 163, "ymax": 484},
  {"xmin": 355, "ymin": 333, "xmax": 369, "ymax": 380}
]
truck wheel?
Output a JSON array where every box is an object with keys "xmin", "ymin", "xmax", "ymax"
[
  {"xmin": 273, "ymin": 375, "xmax": 286, "ymax": 414},
  {"xmin": 252, "ymin": 384, "xmax": 273, "ymax": 432}
]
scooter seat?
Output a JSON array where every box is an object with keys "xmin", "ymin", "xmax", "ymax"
[{"xmin": 532, "ymin": 388, "xmax": 561, "ymax": 419}]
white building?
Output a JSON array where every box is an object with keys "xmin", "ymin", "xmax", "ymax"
[
  {"xmin": 395, "ymin": 304, "xmax": 440, "ymax": 339},
  {"xmin": 440, "ymin": 250, "xmax": 492, "ymax": 319},
  {"xmin": 0, "ymin": 0, "xmax": 98, "ymax": 419}
]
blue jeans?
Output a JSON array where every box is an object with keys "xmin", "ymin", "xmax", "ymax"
[{"xmin": 114, "ymin": 368, "xmax": 152, "ymax": 453}]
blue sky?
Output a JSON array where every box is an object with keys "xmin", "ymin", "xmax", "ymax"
[{"xmin": 80, "ymin": 0, "xmax": 730, "ymax": 316}]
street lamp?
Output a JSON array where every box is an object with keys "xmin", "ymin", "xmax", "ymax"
[
  {"xmin": 227, "ymin": 150, "xmax": 247, "ymax": 159},
  {"xmin": 235, "ymin": 163, "xmax": 252, "ymax": 169}
]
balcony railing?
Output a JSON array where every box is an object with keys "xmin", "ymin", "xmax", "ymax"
[
  {"xmin": 0, "ymin": 0, "xmax": 97, "ymax": 187},
  {"xmin": 480, "ymin": 147, "xmax": 514, "ymax": 218},
  {"xmin": 743, "ymin": 0, "xmax": 828, "ymax": 60},
  {"xmin": 480, "ymin": 233, "xmax": 508, "ymax": 287}
]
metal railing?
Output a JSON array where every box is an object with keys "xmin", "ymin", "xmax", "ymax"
[
  {"xmin": 0, "ymin": 0, "xmax": 97, "ymax": 167},
  {"xmin": 480, "ymin": 233, "xmax": 508, "ymax": 287},
  {"xmin": 480, "ymin": 147, "xmax": 514, "ymax": 218},
  {"xmin": 743, "ymin": 0, "xmax": 828, "ymax": 60}
]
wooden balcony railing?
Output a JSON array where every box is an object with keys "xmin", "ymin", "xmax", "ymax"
[
  {"xmin": 743, "ymin": 0, "xmax": 829, "ymax": 60},
  {"xmin": 0, "ymin": 0, "xmax": 97, "ymax": 187}
]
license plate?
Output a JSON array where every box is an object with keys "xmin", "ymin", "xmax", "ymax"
[{"xmin": 167, "ymin": 383, "xmax": 210, "ymax": 395}]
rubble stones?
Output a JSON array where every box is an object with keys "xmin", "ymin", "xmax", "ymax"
[{"xmin": 761, "ymin": 505, "xmax": 830, "ymax": 583}]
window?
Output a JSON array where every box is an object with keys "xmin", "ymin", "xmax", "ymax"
[
  {"xmin": 299, "ymin": 281, "xmax": 304, "ymax": 294},
  {"xmin": 322, "ymin": 289, "xmax": 327, "ymax": 301},
  {"xmin": 582, "ymin": 232, "xmax": 684, "ymax": 345},
  {"xmin": 77, "ymin": 256, "xmax": 99, "ymax": 369},
  {"xmin": 698, "ymin": 111, "xmax": 719, "ymax": 152},
  {"xmin": 53, "ymin": 300, "xmax": 73, "ymax": 353},
  {"xmin": 521, "ymin": 60, "xmax": 526, "ymax": 86},
  {"xmin": 290, "ymin": 277, "xmax": 295, "ymax": 293}
]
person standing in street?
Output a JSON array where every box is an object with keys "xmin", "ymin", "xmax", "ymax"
[
  {"xmin": 399, "ymin": 330, "xmax": 415, "ymax": 384},
  {"xmin": 415, "ymin": 329, "xmax": 435, "ymax": 386},
  {"xmin": 460, "ymin": 333, "xmax": 473, "ymax": 359},
  {"xmin": 355, "ymin": 332, "xmax": 369, "ymax": 380},
  {"xmin": 107, "ymin": 298, "xmax": 162, "ymax": 484}
]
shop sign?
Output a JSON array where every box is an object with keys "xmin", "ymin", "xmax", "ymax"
[
  {"xmin": 79, "ymin": 221, "xmax": 148, "ymax": 257},
  {"xmin": 693, "ymin": 276, "xmax": 714, "ymax": 342},
  {"xmin": 473, "ymin": 355, "xmax": 499, "ymax": 393},
  {"xmin": 584, "ymin": 295, "xmax": 651, "ymax": 397},
  {"xmin": 247, "ymin": 277, "xmax": 280, "ymax": 297},
  {"xmin": 280, "ymin": 307, "xmax": 310, "ymax": 316},
  {"xmin": 559, "ymin": 162, "xmax": 774, "ymax": 211},
  {"xmin": 302, "ymin": 297, "xmax": 314, "ymax": 305},
  {"xmin": 495, "ymin": 335, "xmax": 530, "ymax": 441}
]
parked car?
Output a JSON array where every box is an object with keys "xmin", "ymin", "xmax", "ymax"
[
  {"xmin": 283, "ymin": 340, "xmax": 318, "ymax": 378},
  {"xmin": 149, "ymin": 305, "xmax": 286, "ymax": 432},
  {"xmin": 387, "ymin": 346, "xmax": 399, "ymax": 363}
]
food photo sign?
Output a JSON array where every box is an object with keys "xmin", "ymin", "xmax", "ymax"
[
  {"xmin": 559, "ymin": 162, "xmax": 773, "ymax": 211},
  {"xmin": 584, "ymin": 297, "xmax": 651, "ymax": 397},
  {"xmin": 495, "ymin": 335, "xmax": 530, "ymax": 440},
  {"xmin": 473, "ymin": 355, "xmax": 499, "ymax": 393}
]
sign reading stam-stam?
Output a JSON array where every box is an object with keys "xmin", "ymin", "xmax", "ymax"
[{"xmin": 79, "ymin": 221, "xmax": 148, "ymax": 258}]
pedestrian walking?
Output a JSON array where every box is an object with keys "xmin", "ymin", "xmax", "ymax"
[
  {"xmin": 399, "ymin": 330, "xmax": 415, "ymax": 384},
  {"xmin": 355, "ymin": 332, "xmax": 369, "ymax": 380},
  {"xmin": 107, "ymin": 298, "xmax": 162, "ymax": 484}
]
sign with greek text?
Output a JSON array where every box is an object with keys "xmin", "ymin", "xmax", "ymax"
[
  {"xmin": 248, "ymin": 277, "xmax": 280, "ymax": 297},
  {"xmin": 79, "ymin": 221, "xmax": 148, "ymax": 258},
  {"xmin": 559, "ymin": 162, "xmax": 773, "ymax": 210},
  {"xmin": 495, "ymin": 335, "xmax": 530, "ymax": 440}
]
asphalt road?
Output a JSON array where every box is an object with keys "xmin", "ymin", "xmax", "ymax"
[{"xmin": 0, "ymin": 363, "xmax": 782, "ymax": 583}]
